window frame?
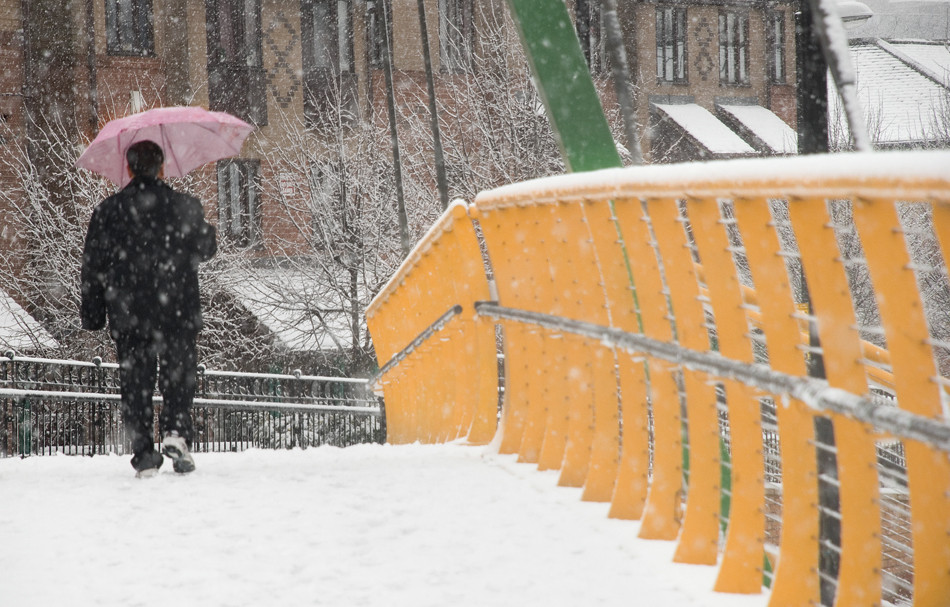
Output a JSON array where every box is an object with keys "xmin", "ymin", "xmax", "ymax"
[
  {"xmin": 105, "ymin": 0, "xmax": 154, "ymax": 56},
  {"xmin": 766, "ymin": 11, "xmax": 786, "ymax": 84},
  {"xmin": 301, "ymin": 0, "xmax": 358, "ymax": 125},
  {"xmin": 217, "ymin": 159, "xmax": 262, "ymax": 249},
  {"xmin": 719, "ymin": 10, "xmax": 750, "ymax": 86},
  {"xmin": 302, "ymin": 0, "xmax": 355, "ymax": 74},
  {"xmin": 656, "ymin": 6, "xmax": 688, "ymax": 84},
  {"xmin": 205, "ymin": 0, "xmax": 267, "ymax": 125},
  {"xmin": 212, "ymin": 0, "xmax": 263, "ymax": 68}
]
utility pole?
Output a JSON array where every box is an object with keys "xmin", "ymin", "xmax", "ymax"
[
  {"xmin": 575, "ymin": 0, "xmax": 592, "ymax": 65},
  {"xmin": 795, "ymin": 2, "xmax": 839, "ymax": 603},
  {"xmin": 380, "ymin": 0, "xmax": 411, "ymax": 257},
  {"xmin": 416, "ymin": 0, "xmax": 450, "ymax": 211},
  {"xmin": 21, "ymin": 0, "xmax": 80, "ymax": 187},
  {"xmin": 796, "ymin": 0, "xmax": 828, "ymax": 155},
  {"xmin": 601, "ymin": 0, "xmax": 643, "ymax": 165}
]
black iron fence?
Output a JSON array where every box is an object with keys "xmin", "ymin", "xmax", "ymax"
[{"xmin": 0, "ymin": 352, "xmax": 384, "ymax": 457}]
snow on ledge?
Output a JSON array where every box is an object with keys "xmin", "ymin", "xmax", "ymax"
[
  {"xmin": 718, "ymin": 104, "xmax": 798, "ymax": 155},
  {"xmin": 654, "ymin": 103, "xmax": 757, "ymax": 155}
]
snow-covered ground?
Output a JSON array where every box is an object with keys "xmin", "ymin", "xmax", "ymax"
[{"xmin": 1, "ymin": 443, "xmax": 770, "ymax": 607}]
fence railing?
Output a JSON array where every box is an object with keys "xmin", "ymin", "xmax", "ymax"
[
  {"xmin": 365, "ymin": 150, "xmax": 950, "ymax": 607},
  {"xmin": 0, "ymin": 352, "xmax": 383, "ymax": 457}
]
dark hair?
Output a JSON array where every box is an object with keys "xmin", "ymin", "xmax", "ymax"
[{"xmin": 126, "ymin": 140, "xmax": 164, "ymax": 177}]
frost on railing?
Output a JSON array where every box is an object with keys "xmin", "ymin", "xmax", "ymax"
[{"xmin": 0, "ymin": 351, "xmax": 383, "ymax": 457}]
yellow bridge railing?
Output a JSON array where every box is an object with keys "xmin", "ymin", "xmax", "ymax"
[{"xmin": 365, "ymin": 150, "xmax": 950, "ymax": 606}]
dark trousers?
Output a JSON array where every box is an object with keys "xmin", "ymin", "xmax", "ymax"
[{"xmin": 114, "ymin": 330, "xmax": 198, "ymax": 456}]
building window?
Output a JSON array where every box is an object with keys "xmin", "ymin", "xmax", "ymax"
[
  {"xmin": 302, "ymin": 0, "xmax": 357, "ymax": 124},
  {"xmin": 439, "ymin": 0, "xmax": 473, "ymax": 72},
  {"xmin": 367, "ymin": 0, "xmax": 392, "ymax": 70},
  {"xmin": 218, "ymin": 159, "xmax": 261, "ymax": 248},
  {"xmin": 206, "ymin": 0, "xmax": 267, "ymax": 125},
  {"xmin": 767, "ymin": 11, "xmax": 786, "ymax": 84},
  {"xmin": 105, "ymin": 0, "xmax": 154, "ymax": 56},
  {"xmin": 719, "ymin": 11, "xmax": 750, "ymax": 85},
  {"xmin": 303, "ymin": 0, "xmax": 354, "ymax": 72},
  {"xmin": 656, "ymin": 7, "xmax": 687, "ymax": 83}
]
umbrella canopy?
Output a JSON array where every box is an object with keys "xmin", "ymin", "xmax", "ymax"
[{"xmin": 76, "ymin": 106, "xmax": 254, "ymax": 187}]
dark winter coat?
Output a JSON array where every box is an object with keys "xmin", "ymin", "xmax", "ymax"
[{"xmin": 80, "ymin": 176, "xmax": 216, "ymax": 338}]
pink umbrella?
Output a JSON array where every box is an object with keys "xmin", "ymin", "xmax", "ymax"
[{"xmin": 76, "ymin": 106, "xmax": 254, "ymax": 187}]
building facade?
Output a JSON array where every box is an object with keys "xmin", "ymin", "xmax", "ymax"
[
  {"xmin": 0, "ymin": 0, "xmax": 804, "ymax": 359},
  {"xmin": 0, "ymin": 0, "xmax": 803, "ymax": 254},
  {"xmin": 615, "ymin": 0, "xmax": 800, "ymax": 161}
]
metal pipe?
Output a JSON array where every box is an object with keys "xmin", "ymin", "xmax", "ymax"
[
  {"xmin": 371, "ymin": 304, "xmax": 463, "ymax": 385},
  {"xmin": 379, "ymin": 0, "xmax": 411, "ymax": 257},
  {"xmin": 416, "ymin": 0, "xmax": 450, "ymax": 210},
  {"xmin": 601, "ymin": 0, "xmax": 644, "ymax": 165},
  {"xmin": 474, "ymin": 301, "xmax": 950, "ymax": 452}
]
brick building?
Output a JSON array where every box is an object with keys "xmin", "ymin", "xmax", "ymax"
[
  {"xmin": 612, "ymin": 0, "xmax": 800, "ymax": 160},
  {"xmin": 0, "ymin": 0, "xmax": 802, "ymax": 358},
  {"xmin": 0, "ymin": 0, "xmax": 802, "ymax": 252}
]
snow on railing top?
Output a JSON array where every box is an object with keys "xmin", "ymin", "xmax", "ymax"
[{"xmin": 473, "ymin": 149, "xmax": 950, "ymax": 206}]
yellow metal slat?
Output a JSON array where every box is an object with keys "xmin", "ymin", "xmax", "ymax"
[
  {"xmin": 610, "ymin": 195, "xmax": 678, "ymax": 533},
  {"xmin": 680, "ymin": 198, "xmax": 765, "ymax": 568},
  {"xmin": 608, "ymin": 355, "xmax": 651, "ymax": 520},
  {"xmin": 636, "ymin": 198, "xmax": 690, "ymax": 541},
  {"xmin": 735, "ymin": 196, "xmax": 820, "ymax": 606},
  {"xmin": 787, "ymin": 197, "xmax": 883, "ymax": 607},
  {"xmin": 854, "ymin": 198, "xmax": 950, "ymax": 606}
]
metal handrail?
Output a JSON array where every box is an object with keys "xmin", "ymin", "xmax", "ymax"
[
  {"xmin": 370, "ymin": 304, "xmax": 464, "ymax": 387},
  {"xmin": 1, "ymin": 354, "xmax": 384, "ymax": 457},
  {"xmin": 0, "ymin": 388, "xmax": 381, "ymax": 415},
  {"xmin": 474, "ymin": 302, "xmax": 950, "ymax": 453}
]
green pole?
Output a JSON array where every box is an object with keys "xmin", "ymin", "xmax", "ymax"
[
  {"xmin": 18, "ymin": 399, "xmax": 31, "ymax": 455},
  {"xmin": 503, "ymin": 0, "xmax": 622, "ymax": 172}
]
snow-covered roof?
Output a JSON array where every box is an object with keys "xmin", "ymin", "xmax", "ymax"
[
  {"xmin": 221, "ymin": 265, "xmax": 363, "ymax": 353},
  {"xmin": 832, "ymin": 40, "xmax": 950, "ymax": 146},
  {"xmin": 0, "ymin": 289, "xmax": 58, "ymax": 352},
  {"xmin": 883, "ymin": 40, "xmax": 950, "ymax": 86},
  {"xmin": 653, "ymin": 103, "xmax": 758, "ymax": 156},
  {"xmin": 717, "ymin": 104, "xmax": 798, "ymax": 154}
]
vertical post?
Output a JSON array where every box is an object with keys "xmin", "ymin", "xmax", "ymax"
[
  {"xmin": 416, "ymin": 0, "xmax": 450, "ymax": 211},
  {"xmin": 795, "ymin": 4, "xmax": 839, "ymax": 601},
  {"xmin": 796, "ymin": 0, "xmax": 828, "ymax": 154},
  {"xmin": 601, "ymin": 0, "xmax": 644, "ymax": 165},
  {"xmin": 83, "ymin": 0, "xmax": 98, "ymax": 131},
  {"xmin": 808, "ymin": 0, "xmax": 871, "ymax": 151},
  {"xmin": 380, "ymin": 0, "xmax": 411, "ymax": 256},
  {"xmin": 575, "ymin": 0, "xmax": 591, "ymax": 65}
]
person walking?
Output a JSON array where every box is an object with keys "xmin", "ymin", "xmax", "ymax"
[{"xmin": 80, "ymin": 140, "xmax": 216, "ymax": 477}]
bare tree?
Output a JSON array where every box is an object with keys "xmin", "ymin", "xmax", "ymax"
[
  {"xmin": 238, "ymin": 10, "xmax": 574, "ymax": 374},
  {"xmin": 238, "ymin": 99, "xmax": 405, "ymax": 375},
  {"xmin": 0, "ymin": 115, "xmax": 111, "ymax": 359},
  {"xmin": 435, "ymin": 28, "xmax": 565, "ymax": 200}
]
